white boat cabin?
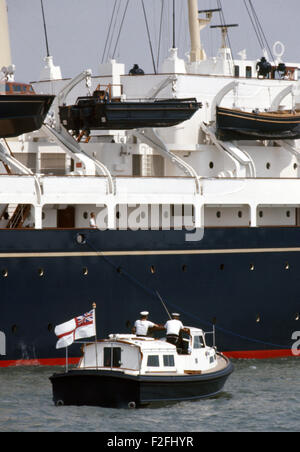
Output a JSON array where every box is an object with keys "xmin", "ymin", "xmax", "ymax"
[{"xmin": 78, "ymin": 327, "xmax": 217, "ymax": 375}]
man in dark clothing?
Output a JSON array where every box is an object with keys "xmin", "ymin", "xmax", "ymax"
[
  {"xmin": 129, "ymin": 64, "xmax": 145, "ymax": 75},
  {"xmin": 256, "ymin": 57, "xmax": 271, "ymax": 79}
]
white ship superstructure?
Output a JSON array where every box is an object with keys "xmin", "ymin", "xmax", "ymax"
[{"xmin": 1, "ymin": 0, "xmax": 300, "ymax": 233}]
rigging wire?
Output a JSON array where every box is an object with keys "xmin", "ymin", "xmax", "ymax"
[
  {"xmin": 243, "ymin": 0, "xmax": 264, "ymax": 50},
  {"xmin": 177, "ymin": 0, "xmax": 184, "ymax": 55},
  {"xmin": 216, "ymin": 0, "xmax": 235, "ymax": 72},
  {"xmin": 101, "ymin": 0, "xmax": 118, "ymax": 64},
  {"xmin": 112, "ymin": 0, "xmax": 131, "ymax": 60},
  {"xmin": 106, "ymin": 0, "xmax": 122, "ymax": 61},
  {"xmin": 156, "ymin": 0, "xmax": 165, "ymax": 71},
  {"xmin": 248, "ymin": 0, "xmax": 275, "ymax": 62},
  {"xmin": 141, "ymin": 0, "xmax": 157, "ymax": 74},
  {"xmin": 243, "ymin": 0, "xmax": 275, "ymax": 62},
  {"xmin": 40, "ymin": 0, "xmax": 50, "ymax": 57},
  {"xmin": 172, "ymin": 0, "xmax": 176, "ymax": 49}
]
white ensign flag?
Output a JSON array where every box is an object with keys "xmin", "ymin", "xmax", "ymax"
[{"xmin": 54, "ymin": 309, "xmax": 96, "ymax": 349}]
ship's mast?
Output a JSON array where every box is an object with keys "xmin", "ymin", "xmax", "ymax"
[
  {"xmin": 187, "ymin": 0, "xmax": 220, "ymax": 63},
  {"xmin": 0, "ymin": 0, "xmax": 12, "ymax": 68}
]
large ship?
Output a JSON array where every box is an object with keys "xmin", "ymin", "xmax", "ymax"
[{"xmin": 1, "ymin": 0, "xmax": 300, "ymax": 366}]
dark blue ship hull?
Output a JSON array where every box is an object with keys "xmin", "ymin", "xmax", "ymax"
[{"xmin": 0, "ymin": 226, "xmax": 299, "ymax": 365}]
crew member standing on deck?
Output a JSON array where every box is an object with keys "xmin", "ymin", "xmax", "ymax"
[
  {"xmin": 89, "ymin": 212, "xmax": 97, "ymax": 229},
  {"xmin": 165, "ymin": 313, "xmax": 188, "ymax": 346},
  {"xmin": 132, "ymin": 311, "xmax": 160, "ymax": 337}
]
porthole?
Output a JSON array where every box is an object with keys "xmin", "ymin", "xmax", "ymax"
[
  {"xmin": 76, "ymin": 233, "xmax": 86, "ymax": 245},
  {"xmin": 295, "ymin": 313, "xmax": 300, "ymax": 321},
  {"xmin": 11, "ymin": 325, "xmax": 17, "ymax": 334},
  {"xmin": 266, "ymin": 162, "xmax": 271, "ymax": 170},
  {"xmin": 150, "ymin": 265, "xmax": 156, "ymax": 274},
  {"xmin": 216, "ymin": 211, "xmax": 221, "ymax": 218},
  {"xmin": 256, "ymin": 315, "xmax": 261, "ymax": 323},
  {"xmin": 38, "ymin": 268, "xmax": 44, "ymax": 277},
  {"xmin": 250, "ymin": 264, "xmax": 255, "ymax": 271},
  {"xmin": 259, "ymin": 211, "xmax": 263, "ymax": 218},
  {"xmin": 83, "ymin": 212, "xmax": 88, "ymax": 220},
  {"xmin": 286, "ymin": 211, "xmax": 291, "ymax": 218},
  {"xmin": 83, "ymin": 267, "xmax": 88, "ymax": 276},
  {"xmin": 209, "ymin": 162, "xmax": 214, "ymax": 169},
  {"xmin": 294, "ymin": 163, "xmax": 298, "ymax": 170},
  {"xmin": 220, "ymin": 264, "xmax": 225, "ymax": 271},
  {"xmin": 182, "ymin": 264, "xmax": 187, "ymax": 272},
  {"xmin": 285, "ymin": 262, "xmax": 290, "ymax": 270},
  {"xmin": 238, "ymin": 211, "xmax": 243, "ymax": 218},
  {"xmin": 48, "ymin": 323, "xmax": 53, "ymax": 332},
  {"xmin": 42, "ymin": 212, "xmax": 46, "ymax": 220},
  {"xmin": 2, "ymin": 269, "xmax": 8, "ymax": 278},
  {"xmin": 116, "ymin": 267, "xmax": 122, "ymax": 274},
  {"xmin": 116, "ymin": 211, "xmax": 120, "ymax": 219}
]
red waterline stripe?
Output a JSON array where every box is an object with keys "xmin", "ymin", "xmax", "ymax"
[
  {"xmin": 0, "ymin": 349, "xmax": 298, "ymax": 367},
  {"xmin": 0, "ymin": 357, "xmax": 80, "ymax": 368},
  {"xmin": 223, "ymin": 349, "xmax": 294, "ymax": 359}
]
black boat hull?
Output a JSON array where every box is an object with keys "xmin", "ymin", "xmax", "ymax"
[
  {"xmin": 0, "ymin": 94, "xmax": 55, "ymax": 138},
  {"xmin": 50, "ymin": 358, "xmax": 233, "ymax": 408},
  {"xmin": 59, "ymin": 99, "xmax": 201, "ymax": 131},
  {"xmin": 216, "ymin": 106, "xmax": 300, "ymax": 140}
]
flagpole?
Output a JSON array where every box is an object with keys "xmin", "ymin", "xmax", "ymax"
[
  {"xmin": 66, "ymin": 346, "xmax": 68, "ymax": 373},
  {"xmin": 93, "ymin": 303, "xmax": 98, "ymax": 369}
]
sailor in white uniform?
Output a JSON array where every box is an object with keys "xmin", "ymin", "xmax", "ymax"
[
  {"xmin": 89, "ymin": 212, "xmax": 97, "ymax": 229},
  {"xmin": 164, "ymin": 313, "xmax": 187, "ymax": 345},
  {"xmin": 132, "ymin": 311, "xmax": 158, "ymax": 337}
]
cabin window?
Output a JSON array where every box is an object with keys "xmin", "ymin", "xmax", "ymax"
[
  {"xmin": 5, "ymin": 84, "xmax": 10, "ymax": 93},
  {"xmin": 163, "ymin": 355, "xmax": 175, "ymax": 367},
  {"xmin": 13, "ymin": 84, "xmax": 21, "ymax": 92},
  {"xmin": 234, "ymin": 65, "xmax": 240, "ymax": 78},
  {"xmin": 103, "ymin": 347, "xmax": 122, "ymax": 368},
  {"xmin": 193, "ymin": 336, "xmax": 205, "ymax": 349},
  {"xmin": 246, "ymin": 66, "xmax": 252, "ymax": 78},
  {"xmin": 147, "ymin": 355, "xmax": 160, "ymax": 367}
]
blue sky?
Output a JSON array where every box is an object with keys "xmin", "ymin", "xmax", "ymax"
[{"xmin": 6, "ymin": 0, "xmax": 300, "ymax": 82}]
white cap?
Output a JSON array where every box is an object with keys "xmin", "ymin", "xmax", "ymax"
[
  {"xmin": 172, "ymin": 313, "xmax": 180, "ymax": 317},
  {"xmin": 140, "ymin": 311, "xmax": 149, "ymax": 316}
]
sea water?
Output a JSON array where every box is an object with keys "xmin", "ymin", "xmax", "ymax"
[{"xmin": 0, "ymin": 359, "xmax": 299, "ymax": 432}]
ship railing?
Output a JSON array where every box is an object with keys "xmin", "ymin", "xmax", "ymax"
[
  {"xmin": 94, "ymin": 83, "xmax": 124, "ymax": 100},
  {"xmin": 204, "ymin": 325, "xmax": 216, "ymax": 349}
]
